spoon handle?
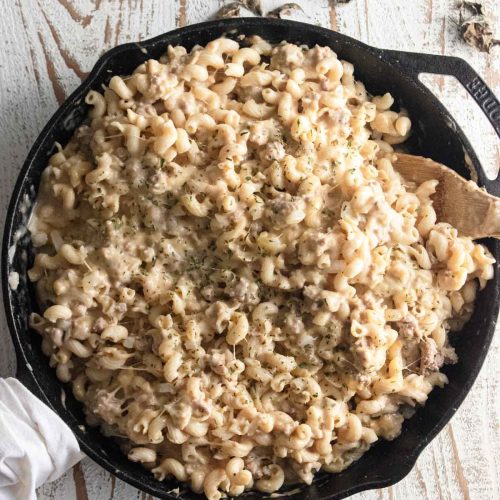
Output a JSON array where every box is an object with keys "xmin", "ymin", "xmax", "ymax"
[{"xmin": 479, "ymin": 196, "xmax": 500, "ymax": 239}]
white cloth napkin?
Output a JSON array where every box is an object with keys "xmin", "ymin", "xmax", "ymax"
[{"xmin": 0, "ymin": 378, "xmax": 83, "ymax": 500}]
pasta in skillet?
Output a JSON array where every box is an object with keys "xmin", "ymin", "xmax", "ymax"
[{"xmin": 28, "ymin": 36, "xmax": 495, "ymax": 499}]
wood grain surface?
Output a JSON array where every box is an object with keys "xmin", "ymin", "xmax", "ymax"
[{"xmin": 0, "ymin": 1, "xmax": 498, "ymax": 499}]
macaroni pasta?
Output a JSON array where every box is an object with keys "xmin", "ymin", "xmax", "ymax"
[{"xmin": 28, "ymin": 37, "xmax": 495, "ymax": 499}]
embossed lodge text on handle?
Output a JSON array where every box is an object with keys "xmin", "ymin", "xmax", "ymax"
[{"xmin": 466, "ymin": 76, "xmax": 500, "ymax": 136}]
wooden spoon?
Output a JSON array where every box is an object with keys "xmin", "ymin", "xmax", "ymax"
[{"xmin": 393, "ymin": 153, "xmax": 500, "ymax": 239}]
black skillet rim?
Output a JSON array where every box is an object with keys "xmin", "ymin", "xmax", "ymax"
[{"xmin": 2, "ymin": 17, "xmax": 499, "ymax": 500}]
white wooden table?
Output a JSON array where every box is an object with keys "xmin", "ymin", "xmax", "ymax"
[{"xmin": 0, "ymin": 1, "xmax": 498, "ymax": 499}]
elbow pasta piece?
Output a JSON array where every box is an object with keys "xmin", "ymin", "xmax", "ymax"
[
  {"xmin": 109, "ymin": 75, "xmax": 134, "ymax": 100},
  {"xmin": 184, "ymin": 419, "xmax": 209, "ymax": 437},
  {"xmin": 337, "ymin": 413, "xmax": 363, "ymax": 443},
  {"xmin": 65, "ymin": 338, "xmax": 93, "ymax": 358},
  {"xmin": 211, "ymin": 77, "xmax": 237, "ymax": 95},
  {"xmin": 190, "ymin": 470, "xmax": 207, "ymax": 494},
  {"xmin": 193, "ymin": 85, "xmax": 221, "ymax": 110},
  {"xmin": 242, "ymin": 100, "xmax": 274, "ymax": 119},
  {"xmin": 85, "ymin": 152, "xmax": 113, "ymax": 185},
  {"xmin": 185, "ymin": 113, "xmax": 216, "ymax": 134},
  {"xmin": 371, "ymin": 111, "xmax": 399, "ymax": 135},
  {"xmin": 204, "ymin": 469, "xmax": 228, "ymax": 500},
  {"xmin": 53, "ymin": 184, "xmax": 76, "ymax": 210},
  {"xmin": 181, "ymin": 64, "xmax": 209, "ymax": 82},
  {"xmin": 111, "ymin": 122, "xmax": 143, "ymax": 154},
  {"xmin": 207, "ymin": 37, "xmax": 239, "ymax": 55},
  {"xmin": 232, "ymin": 48, "xmax": 260, "ymax": 66},
  {"xmin": 181, "ymin": 194, "xmax": 212, "ymax": 217},
  {"xmin": 372, "ymin": 92, "xmax": 394, "ymax": 111},
  {"xmin": 197, "ymin": 52, "xmax": 225, "ymax": 69},
  {"xmin": 176, "ymin": 128, "xmax": 191, "ymax": 153},
  {"xmin": 72, "ymin": 373, "xmax": 88, "ymax": 400},
  {"xmin": 43, "ymin": 305, "xmax": 72, "ymax": 322},
  {"xmin": 164, "ymin": 352, "xmax": 183, "ymax": 382},
  {"xmin": 128, "ymin": 447, "xmax": 157, "ymax": 463},
  {"xmin": 28, "ymin": 37, "xmax": 494, "ymax": 500},
  {"xmin": 152, "ymin": 458, "xmax": 187, "ymax": 481},
  {"xmin": 395, "ymin": 116, "xmax": 411, "ymax": 136},
  {"xmin": 261, "ymin": 352, "xmax": 296, "ymax": 372},
  {"xmin": 85, "ymin": 90, "xmax": 107, "ymax": 118},
  {"xmin": 225, "ymin": 47, "xmax": 260, "ymax": 77},
  {"xmin": 255, "ymin": 465, "xmax": 285, "ymax": 493},
  {"xmin": 226, "ymin": 312, "xmax": 249, "ymax": 345},
  {"xmin": 148, "ymin": 415, "xmax": 169, "ymax": 443},
  {"xmin": 240, "ymin": 70, "xmax": 273, "ymax": 87},
  {"xmin": 277, "ymin": 92, "xmax": 298, "ymax": 124},
  {"xmin": 101, "ymin": 324, "xmax": 128, "ymax": 342}
]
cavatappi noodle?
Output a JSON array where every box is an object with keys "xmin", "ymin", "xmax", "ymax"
[{"xmin": 29, "ymin": 37, "xmax": 494, "ymax": 499}]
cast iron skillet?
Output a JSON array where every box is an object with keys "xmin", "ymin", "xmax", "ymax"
[{"xmin": 2, "ymin": 18, "xmax": 500, "ymax": 500}]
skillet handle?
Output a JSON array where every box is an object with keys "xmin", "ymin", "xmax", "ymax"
[{"xmin": 382, "ymin": 50, "xmax": 500, "ymax": 138}]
